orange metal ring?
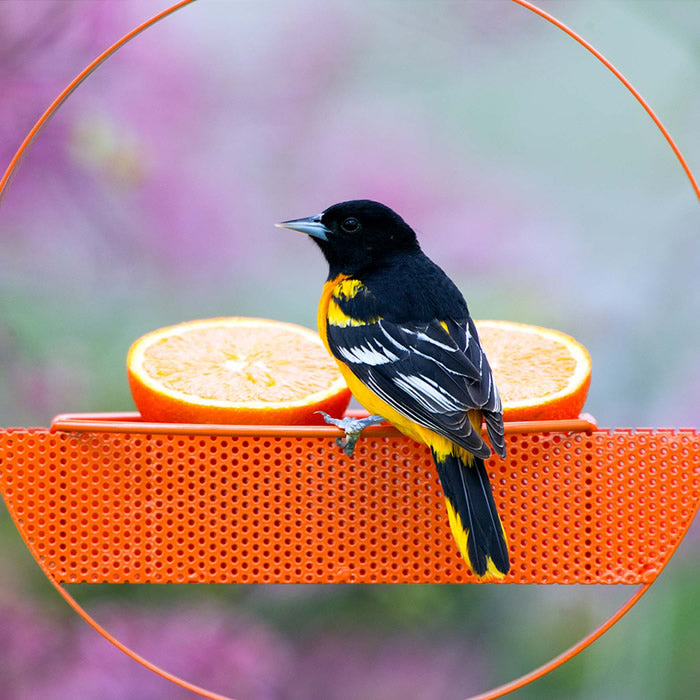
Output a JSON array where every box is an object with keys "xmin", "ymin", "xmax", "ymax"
[{"xmin": 0, "ymin": 1, "xmax": 698, "ymax": 700}]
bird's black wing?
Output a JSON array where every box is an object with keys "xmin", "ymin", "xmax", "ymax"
[{"xmin": 326, "ymin": 315, "xmax": 505, "ymax": 459}]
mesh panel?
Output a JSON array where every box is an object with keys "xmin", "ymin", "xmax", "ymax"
[{"xmin": 0, "ymin": 428, "xmax": 697, "ymax": 584}]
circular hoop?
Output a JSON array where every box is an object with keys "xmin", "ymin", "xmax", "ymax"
[{"xmin": 0, "ymin": 2, "xmax": 697, "ymax": 700}]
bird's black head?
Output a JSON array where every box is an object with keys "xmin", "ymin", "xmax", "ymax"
[{"xmin": 277, "ymin": 199, "xmax": 420, "ymax": 277}]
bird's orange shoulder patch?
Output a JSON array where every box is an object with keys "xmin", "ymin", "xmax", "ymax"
[{"xmin": 322, "ymin": 276, "xmax": 381, "ymax": 328}]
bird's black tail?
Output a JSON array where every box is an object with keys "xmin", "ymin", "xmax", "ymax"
[{"xmin": 432, "ymin": 449, "xmax": 510, "ymax": 579}]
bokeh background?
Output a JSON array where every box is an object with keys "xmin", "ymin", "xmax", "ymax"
[{"xmin": 1, "ymin": 1, "xmax": 698, "ymax": 698}]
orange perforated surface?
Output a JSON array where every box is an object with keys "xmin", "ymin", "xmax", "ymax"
[{"xmin": 0, "ymin": 428, "xmax": 697, "ymax": 585}]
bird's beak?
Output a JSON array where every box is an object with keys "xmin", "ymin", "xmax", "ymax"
[{"xmin": 275, "ymin": 214, "xmax": 330, "ymax": 241}]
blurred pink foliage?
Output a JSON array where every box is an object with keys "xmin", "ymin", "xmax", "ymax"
[
  {"xmin": 1, "ymin": 3, "xmax": 121, "ymax": 203},
  {"xmin": 0, "ymin": 594, "xmax": 491, "ymax": 700},
  {"xmin": 0, "ymin": 597, "xmax": 290, "ymax": 700}
]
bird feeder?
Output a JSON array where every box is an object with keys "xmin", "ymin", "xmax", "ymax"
[{"xmin": 1, "ymin": 2, "xmax": 698, "ymax": 699}]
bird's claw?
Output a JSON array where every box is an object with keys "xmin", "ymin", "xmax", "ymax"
[{"xmin": 316, "ymin": 412, "xmax": 386, "ymax": 458}]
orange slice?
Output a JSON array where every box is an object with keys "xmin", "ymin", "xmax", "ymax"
[
  {"xmin": 475, "ymin": 320, "xmax": 592, "ymax": 422},
  {"xmin": 127, "ymin": 317, "xmax": 351, "ymax": 425}
]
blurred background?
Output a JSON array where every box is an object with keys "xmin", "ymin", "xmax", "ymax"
[{"xmin": 0, "ymin": 0, "xmax": 698, "ymax": 698}]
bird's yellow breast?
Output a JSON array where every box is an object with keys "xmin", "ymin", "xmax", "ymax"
[{"xmin": 318, "ymin": 275, "xmax": 478, "ymax": 461}]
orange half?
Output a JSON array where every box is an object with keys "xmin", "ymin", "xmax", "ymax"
[
  {"xmin": 475, "ymin": 320, "xmax": 592, "ymax": 422},
  {"xmin": 127, "ymin": 317, "xmax": 351, "ymax": 425}
]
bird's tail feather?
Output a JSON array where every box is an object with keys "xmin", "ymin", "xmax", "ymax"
[{"xmin": 432, "ymin": 449, "xmax": 510, "ymax": 579}]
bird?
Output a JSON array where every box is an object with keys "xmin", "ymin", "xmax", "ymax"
[{"xmin": 276, "ymin": 200, "xmax": 509, "ymax": 579}]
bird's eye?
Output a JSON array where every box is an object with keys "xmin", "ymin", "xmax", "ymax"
[{"xmin": 341, "ymin": 217, "xmax": 360, "ymax": 233}]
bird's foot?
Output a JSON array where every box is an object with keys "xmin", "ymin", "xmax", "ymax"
[{"xmin": 317, "ymin": 412, "xmax": 386, "ymax": 458}]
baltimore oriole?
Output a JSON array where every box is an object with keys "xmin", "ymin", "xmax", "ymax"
[{"xmin": 277, "ymin": 200, "xmax": 509, "ymax": 579}]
